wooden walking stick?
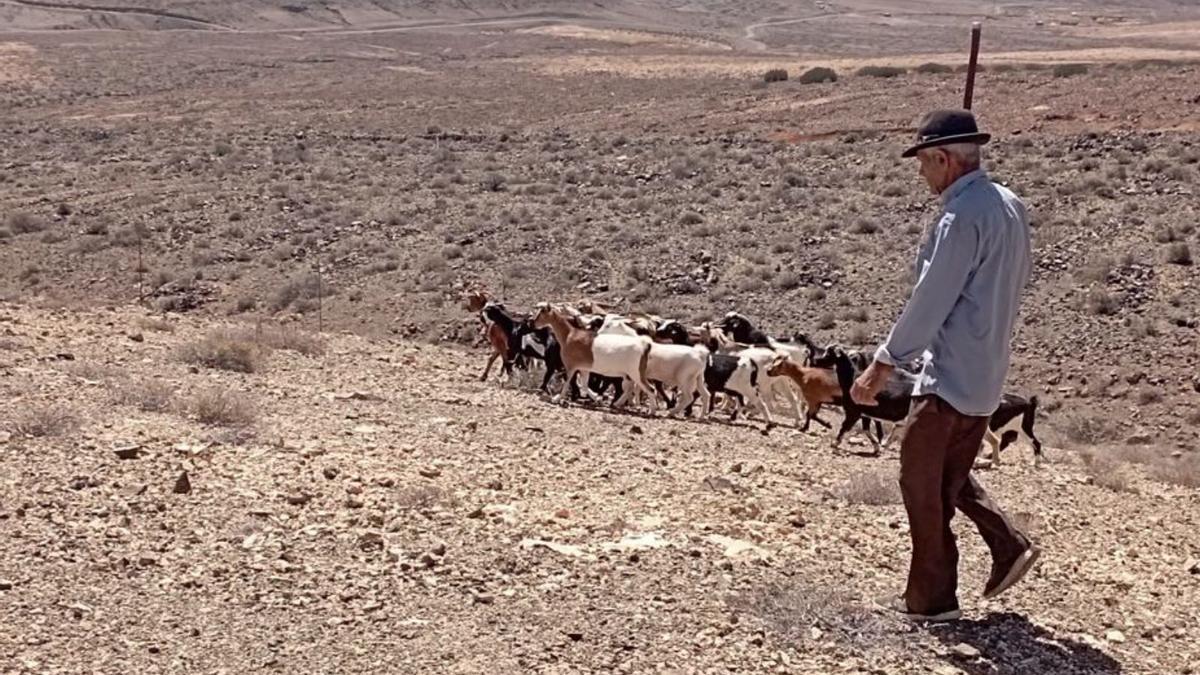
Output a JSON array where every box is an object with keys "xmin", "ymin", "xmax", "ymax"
[{"xmin": 963, "ymin": 22, "xmax": 982, "ymax": 110}]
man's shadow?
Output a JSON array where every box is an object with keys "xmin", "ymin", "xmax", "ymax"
[{"xmin": 927, "ymin": 612, "xmax": 1122, "ymax": 675}]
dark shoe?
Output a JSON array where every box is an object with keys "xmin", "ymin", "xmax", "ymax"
[
  {"xmin": 873, "ymin": 594, "xmax": 962, "ymax": 622},
  {"xmin": 984, "ymin": 545, "xmax": 1041, "ymax": 599}
]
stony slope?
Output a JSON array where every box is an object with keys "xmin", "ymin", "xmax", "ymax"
[{"xmin": 1, "ymin": 302, "xmax": 1197, "ymax": 674}]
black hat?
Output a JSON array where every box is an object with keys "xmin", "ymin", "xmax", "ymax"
[{"xmin": 901, "ymin": 108, "xmax": 992, "ymax": 158}]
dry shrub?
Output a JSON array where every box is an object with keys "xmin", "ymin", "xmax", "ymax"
[
  {"xmin": 115, "ymin": 380, "xmax": 175, "ymax": 412},
  {"xmin": 797, "ymin": 66, "xmax": 837, "ymax": 84},
  {"xmin": 915, "ymin": 62, "xmax": 953, "ymax": 74},
  {"xmin": 177, "ymin": 329, "xmax": 262, "ymax": 373},
  {"xmin": 185, "ymin": 388, "xmax": 257, "ymax": 427},
  {"xmin": 1148, "ymin": 455, "xmax": 1200, "ymax": 489},
  {"xmin": 1080, "ymin": 451, "xmax": 1136, "ymax": 493},
  {"xmin": 232, "ymin": 324, "xmax": 324, "ymax": 357},
  {"xmin": 396, "ymin": 484, "xmax": 454, "ymax": 512},
  {"xmin": 1053, "ymin": 63, "xmax": 1089, "ymax": 78},
  {"xmin": 1059, "ymin": 413, "xmax": 1115, "ymax": 447},
  {"xmin": 763, "ymin": 68, "xmax": 789, "ymax": 83},
  {"xmin": 6, "ymin": 211, "xmax": 45, "ymax": 234},
  {"xmin": 856, "ymin": 65, "xmax": 906, "ymax": 78},
  {"xmin": 60, "ymin": 361, "xmax": 120, "ymax": 381},
  {"xmin": 135, "ymin": 316, "xmax": 175, "ymax": 333},
  {"xmin": 1085, "ymin": 289, "xmax": 1119, "ymax": 316},
  {"xmin": 732, "ymin": 581, "xmax": 901, "ymax": 651},
  {"xmin": 1165, "ymin": 243, "xmax": 1192, "ymax": 266},
  {"xmin": 835, "ymin": 470, "xmax": 900, "ymax": 505},
  {"xmin": 9, "ymin": 404, "xmax": 78, "ymax": 438},
  {"xmin": 1077, "ymin": 256, "xmax": 1113, "ymax": 283},
  {"xmin": 271, "ymin": 274, "xmax": 334, "ymax": 313}
]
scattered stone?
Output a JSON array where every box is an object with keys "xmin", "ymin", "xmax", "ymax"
[
  {"xmin": 1186, "ymin": 558, "xmax": 1200, "ymax": 575},
  {"xmin": 0, "ymin": 580, "xmax": 13, "ymax": 591},
  {"xmin": 629, "ymin": 425, "xmax": 643, "ymax": 435},
  {"xmin": 386, "ymin": 548, "xmax": 404, "ymax": 563},
  {"xmin": 332, "ymin": 391, "xmax": 385, "ymax": 402},
  {"xmin": 121, "ymin": 484, "xmax": 148, "ymax": 499},
  {"xmin": 519, "ymin": 538, "xmax": 594, "ymax": 561},
  {"xmin": 430, "ymin": 543, "xmax": 447, "ymax": 557},
  {"xmin": 565, "ymin": 630, "xmax": 585, "ymax": 642},
  {"xmin": 359, "ymin": 531, "xmax": 384, "ymax": 552},
  {"xmin": 419, "ymin": 552, "xmax": 438, "ymax": 568},
  {"xmin": 173, "ymin": 471, "xmax": 192, "ymax": 495},
  {"xmin": 137, "ymin": 554, "xmax": 159, "ymax": 567},
  {"xmin": 69, "ymin": 476, "xmax": 99, "ymax": 490},
  {"xmin": 113, "ymin": 444, "xmax": 142, "ymax": 460},
  {"xmin": 1106, "ymin": 629, "xmax": 1127, "ymax": 644},
  {"xmin": 418, "ymin": 466, "xmax": 441, "ymax": 479},
  {"xmin": 472, "ymin": 593, "xmax": 495, "ymax": 605},
  {"xmin": 603, "ymin": 532, "xmax": 671, "ymax": 553},
  {"xmin": 788, "ymin": 513, "xmax": 807, "ymax": 529},
  {"xmin": 323, "ymin": 467, "xmax": 339, "ymax": 480},
  {"xmin": 128, "ymin": 333, "xmax": 144, "ymax": 343},
  {"xmin": 950, "ymin": 643, "xmax": 981, "ymax": 660},
  {"xmin": 286, "ymin": 493, "xmax": 312, "ymax": 506},
  {"xmin": 705, "ymin": 534, "xmax": 769, "ymax": 560}
]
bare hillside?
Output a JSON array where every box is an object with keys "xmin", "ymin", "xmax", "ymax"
[{"xmin": 1, "ymin": 302, "xmax": 1198, "ymax": 674}]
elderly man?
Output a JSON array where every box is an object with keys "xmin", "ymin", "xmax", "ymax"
[{"xmin": 853, "ymin": 109, "xmax": 1039, "ymax": 622}]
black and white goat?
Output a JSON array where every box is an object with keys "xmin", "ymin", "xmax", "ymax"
[{"xmin": 980, "ymin": 393, "xmax": 1044, "ymax": 467}]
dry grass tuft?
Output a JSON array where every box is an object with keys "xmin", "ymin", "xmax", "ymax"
[
  {"xmin": 60, "ymin": 361, "xmax": 121, "ymax": 381},
  {"xmin": 6, "ymin": 211, "xmax": 46, "ymax": 234},
  {"xmin": 856, "ymin": 65, "xmax": 906, "ymax": 78},
  {"xmin": 134, "ymin": 316, "xmax": 175, "ymax": 333},
  {"xmin": 1080, "ymin": 451, "xmax": 1136, "ymax": 493},
  {"xmin": 232, "ymin": 324, "xmax": 325, "ymax": 357},
  {"xmin": 178, "ymin": 329, "xmax": 262, "ymax": 373},
  {"xmin": 115, "ymin": 380, "xmax": 175, "ymax": 413},
  {"xmin": 184, "ymin": 388, "xmax": 257, "ymax": 427},
  {"xmin": 8, "ymin": 404, "xmax": 78, "ymax": 438},
  {"xmin": 1059, "ymin": 413, "xmax": 1116, "ymax": 447},
  {"xmin": 732, "ymin": 581, "xmax": 901, "ymax": 651},
  {"xmin": 1165, "ymin": 243, "xmax": 1192, "ymax": 266},
  {"xmin": 1148, "ymin": 455, "xmax": 1200, "ymax": 489},
  {"xmin": 834, "ymin": 470, "xmax": 901, "ymax": 506}
]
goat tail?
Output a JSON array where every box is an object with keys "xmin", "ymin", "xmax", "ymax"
[
  {"xmin": 637, "ymin": 341, "xmax": 653, "ymax": 390},
  {"xmin": 1024, "ymin": 395, "xmax": 1040, "ymax": 431}
]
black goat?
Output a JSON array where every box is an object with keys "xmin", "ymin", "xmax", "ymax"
[
  {"xmin": 826, "ymin": 347, "xmax": 916, "ymax": 454},
  {"xmin": 717, "ymin": 312, "xmax": 772, "ymax": 345}
]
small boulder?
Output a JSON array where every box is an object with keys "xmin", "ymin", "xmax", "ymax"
[{"xmin": 173, "ymin": 472, "xmax": 192, "ymax": 495}]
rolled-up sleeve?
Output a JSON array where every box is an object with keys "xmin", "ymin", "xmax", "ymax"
[{"xmin": 875, "ymin": 212, "xmax": 979, "ymax": 367}]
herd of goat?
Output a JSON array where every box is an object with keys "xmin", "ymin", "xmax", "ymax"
[{"xmin": 463, "ymin": 290, "xmax": 1045, "ymax": 467}]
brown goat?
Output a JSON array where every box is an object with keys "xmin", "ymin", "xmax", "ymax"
[{"xmin": 765, "ymin": 355, "xmax": 842, "ymax": 432}]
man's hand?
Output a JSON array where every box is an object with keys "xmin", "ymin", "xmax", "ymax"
[{"xmin": 851, "ymin": 360, "xmax": 895, "ymax": 406}]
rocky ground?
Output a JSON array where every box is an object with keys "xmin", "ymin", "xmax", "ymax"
[{"xmin": 1, "ymin": 302, "xmax": 1198, "ymax": 674}]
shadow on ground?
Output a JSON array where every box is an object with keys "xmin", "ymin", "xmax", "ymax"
[{"xmin": 929, "ymin": 612, "xmax": 1122, "ymax": 675}]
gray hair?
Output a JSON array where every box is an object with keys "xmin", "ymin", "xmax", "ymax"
[{"xmin": 940, "ymin": 142, "xmax": 983, "ymax": 168}]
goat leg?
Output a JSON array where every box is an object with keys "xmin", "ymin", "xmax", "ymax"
[{"xmin": 480, "ymin": 352, "xmax": 500, "ymax": 382}]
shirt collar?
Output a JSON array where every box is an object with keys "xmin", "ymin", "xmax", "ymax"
[{"xmin": 940, "ymin": 168, "xmax": 987, "ymax": 205}]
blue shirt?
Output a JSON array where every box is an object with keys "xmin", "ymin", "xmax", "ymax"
[{"xmin": 873, "ymin": 169, "xmax": 1032, "ymax": 417}]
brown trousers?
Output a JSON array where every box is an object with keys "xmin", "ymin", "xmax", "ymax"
[{"xmin": 899, "ymin": 395, "xmax": 1029, "ymax": 614}]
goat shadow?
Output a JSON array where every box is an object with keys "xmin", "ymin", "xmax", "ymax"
[{"xmin": 927, "ymin": 612, "xmax": 1122, "ymax": 675}]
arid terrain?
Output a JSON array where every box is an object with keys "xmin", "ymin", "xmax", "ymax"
[{"xmin": 2, "ymin": 0, "xmax": 1200, "ymax": 673}]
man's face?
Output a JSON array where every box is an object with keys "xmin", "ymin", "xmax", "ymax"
[{"xmin": 916, "ymin": 147, "xmax": 953, "ymax": 194}]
